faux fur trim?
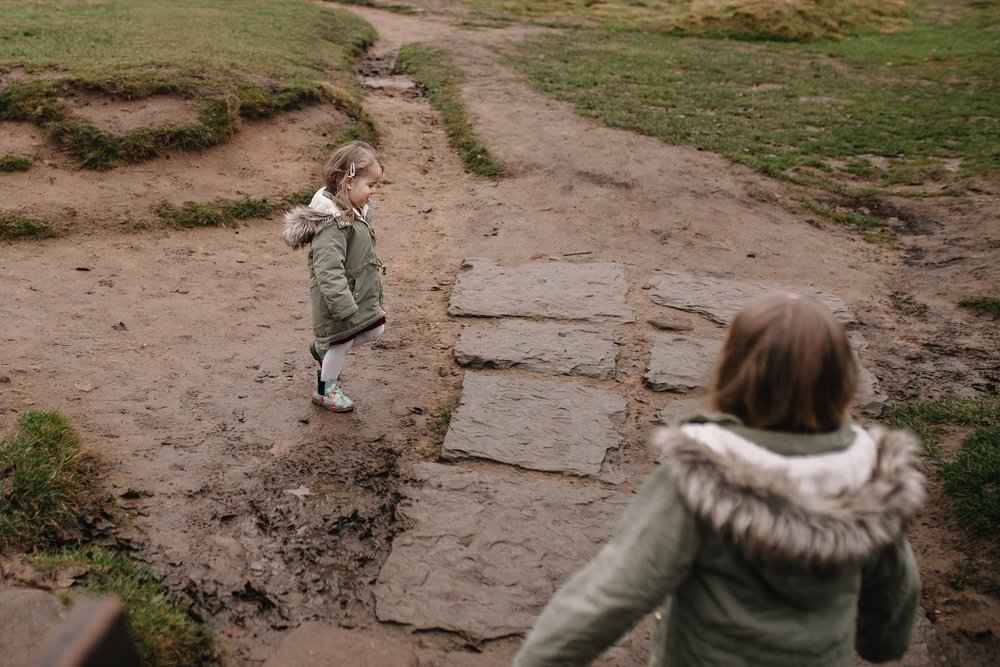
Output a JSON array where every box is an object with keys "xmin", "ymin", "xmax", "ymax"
[
  {"xmin": 281, "ymin": 205, "xmax": 341, "ymax": 250},
  {"xmin": 655, "ymin": 425, "xmax": 926, "ymax": 568}
]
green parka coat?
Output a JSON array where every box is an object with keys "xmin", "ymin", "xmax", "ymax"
[
  {"xmin": 514, "ymin": 414, "xmax": 925, "ymax": 667},
  {"xmin": 282, "ymin": 188, "xmax": 386, "ymax": 344}
]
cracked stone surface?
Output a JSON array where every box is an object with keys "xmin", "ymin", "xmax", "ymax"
[
  {"xmin": 643, "ymin": 333, "xmax": 724, "ymax": 393},
  {"xmin": 453, "ymin": 319, "xmax": 620, "ymax": 380},
  {"xmin": 372, "ymin": 463, "xmax": 631, "ymax": 640},
  {"xmin": 441, "ymin": 372, "xmax": 626, "ymax": 477},
  {"xmin": 448, "ymin": 258, "xmax": 635, "ymax": 322},
  {"xmin": 647, "ymin": 270, "xmax": 857, "ymax": 326}
]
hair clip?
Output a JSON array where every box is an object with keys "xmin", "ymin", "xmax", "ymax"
[{"xmin": 348, "ymin": 162, "xmax": 356, "ymax": 178}]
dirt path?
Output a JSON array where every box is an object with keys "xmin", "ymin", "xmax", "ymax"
[{"xmin": 1, "ymin": 1, "xmax": 998, "ymax": 665}]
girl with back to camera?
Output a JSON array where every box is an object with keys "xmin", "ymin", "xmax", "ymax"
[
  {"xmin": 514, "ymin": 292, "xmax": 925, "ymax": 666},
  {"xmin": 282, "ymin": 140, "xmax": 386, "ymax": 412}
]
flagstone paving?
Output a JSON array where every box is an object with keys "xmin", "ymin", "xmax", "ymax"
[
  {"xmin": 647, "ymin": 269, "xmax": 857, "ymax": 326},
  {"xmin": 372, "ymin": 462, "xmax": 631, "ymax": 639},
  {"xmin": 371, "ymin": 260, "xmax": 919, "ymax": 664},
  {"xmin": 453, "ymin": 319, "xmax": 620, "ymax": 380},
  {"xmin": 448, "ymin": 258, "xmax": 635, "ymax": 322},
  {"xmin": 440, "ymin": 372, "xmax": 626, "ymax": 477}
]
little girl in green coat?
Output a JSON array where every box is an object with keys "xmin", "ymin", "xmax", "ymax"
[
  {"xmin": 282, "ymin": 141, "xmax": 386, "ymax": 412},
  {"xmin": 515, "ymin": 293, "xmax": 925, "ymax": 666}
]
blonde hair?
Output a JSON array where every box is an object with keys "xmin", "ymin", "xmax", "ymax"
[
  {"xmin": 321, "ymin": 140, "xmax": 382, "ymax": 217},
  {"xmin": 711, "ymin": 292, "xmax": 858, "ymax": 433}
]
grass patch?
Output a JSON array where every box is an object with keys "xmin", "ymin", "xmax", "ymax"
[
  {"xmin": 0, "ymin": 209, "xmax": 58, "ymax": 240},
  {"xmin": 503, "ymin": 2, "xmax": 998, "ymax": 194},
  {"xmin": 959, "ymin": 295, "xmax": 1000, "ymax": 319},
  {"xmin": 461, "ymin": 0, "xmax": 911, "ymax": 41},
  {"xmin": 398, "ymin": 43, "xmax": 505, "ymax": 179},
  {"xmin": 156, "ymin": 194, "xmax": 296, "ymax": 228},
  {"xmin": 31, "ymin": 546, "xmax": 214, "ymax": 667},
  {"xmin": 0, "ymin": 153, "xmax": 32, "ymax": 171},
  {"xmin": 0, "ymin": 0, "xmax": 376, "ymax": 169},
  {"xmin": 429, "ymin": 406, "xmax": 453, "ymax": 440},
  {"xmin": 0, "ymin": 411, "xmax": 99, "ymax": 549},
  {"xmin": 884, "ymin": 395, "xmax": 1000, "ymax": 593}
]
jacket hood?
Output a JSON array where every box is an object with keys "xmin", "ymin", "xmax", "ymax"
[
  {"xmin": 281, "ymin": 205, "xmax": 343, "ymax": 250},
  {"xmin": 655, "ymin": 423, "xmax": 925, "ymax": 568}
]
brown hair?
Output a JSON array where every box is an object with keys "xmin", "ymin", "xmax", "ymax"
[
  {"xmin": 321, "ymin": 140, "xmax": 382, "ymax": 217},
  {"xmin": 711, "ymin": 292, "xmax": 858, "ymax": 433}
]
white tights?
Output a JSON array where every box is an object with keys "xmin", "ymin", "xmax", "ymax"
[{"xmin": 320, "ymin": 324, "xmax": 384, "ymax": 382}]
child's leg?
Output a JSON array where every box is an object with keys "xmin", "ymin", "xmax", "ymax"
[
  {"xmin": 319, "ymin": 324, "xmax": 384, "ymax": 381},
  {"xmin": 320, "ymin": 339, "xmax": 354, "ymax": 382},
  {"xmin": 350, "ymin": 324, "xmax": 384, "ymax": 348}
]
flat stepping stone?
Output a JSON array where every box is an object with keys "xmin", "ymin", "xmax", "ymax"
[
  {"xmin": 647, "ymin": 270, "xmax": 856, "ymax": 326},
  {"xmin": 449, "ymin": 258, "xmax": 635, "ymax": 322},
  {"xmin": 373, "ymin": 462, "xmax": 631, "ymax": 639},
  {"xmin": 441, "ymin": 372, "xmax": 626, "ymax": 477},
  {"xmin": 849, "ymin": 332, "xmax": 885, "ymax": 417},
  {"xmin": 453, "ymin": 320, "xmax": 619, "ymax": 380},
  {"xmin": 644, "ymin": 333, "xmax": 723, "ymax": 393}
]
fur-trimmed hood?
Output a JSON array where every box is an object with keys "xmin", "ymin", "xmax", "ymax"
[
  {"xmin": 655, "ymin": 423, "xmax": 925, "ymax": 569},
  {"xmin": 281, "ymin": 204, "xmax": 343, "ymax": 250}
]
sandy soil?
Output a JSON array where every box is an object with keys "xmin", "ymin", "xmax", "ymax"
[{"xmin": 1, "ymin": 1, "xmax": 998, "ymax": 665}]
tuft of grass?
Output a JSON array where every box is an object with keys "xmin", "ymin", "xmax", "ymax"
[
  {"xmin": 398, "ymin": 43, "xmax": 505, "ymax": 179},
  {"xmin": 504, "ymin": 2, "xmax": 999, "ymax": 195},
  {"xmin": 156, "ymin": 196, "xmax": 282, "ymax": 228},
  {"xmin": 0, "ymin": 153, "xmax": 33, "ymax": 171},
  {"xmin": 943, "ymin": 425, "xmax": 1000, "ymax": 537},
  {"xmin": 0, "ymin": 411, "xmax": 98, "ymax": 549},
  {"xmin": 959, "ymin": 295, "xmax": 1000, "ymax": 319},
  {"xmin": 0, "ymin": 0, "xmax": 376, "ymax": 168},
  {"xmin": 429, "ymin": 407, "xmax": 453, "ymax": 440},
  {"xmin": 883, "ymin": 395, "xmax": 999, "ymax": 458},
  {"xmin": 31, "ymin": 546, "xmax": 215, "ymax": 667},
  {"xmin": 0, "ymin": 210, "xmax": 58, "ymax": 241}
]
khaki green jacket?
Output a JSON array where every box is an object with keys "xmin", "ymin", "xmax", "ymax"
[
  {"xmin": 282, "ymin": 189, "xmax": 386, "ymax": 343},
  {"xmin": 514, "ymin": 415, "xmax": 925, "ymax": 667}
]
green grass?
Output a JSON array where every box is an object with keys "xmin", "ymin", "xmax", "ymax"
[
  {"xmin": 0, "ymin": 209, "xmax": 57, "ymax": 240},
  {"xmin": 0, "ymin": 153, "xmax": 32, "ymax": 171},
  {"xmin": 460, "ymin": 0, "xmax": 912, "ymax": 41},
  {"xmin": 884, "ymin": 395, "xmax": 1000, "ymax": 593},
  {"xmin": 959, "ymin": 295, "xmax": 1000, "ymax": 319},
  {"xmin": 0, "ymin": 411, "xmax": 98, "ymax": 549},
  {"xmin": 31, "ymin": 546, "xmax": 214, "ymax": 667},
  {"xmin": 503, "ymin": 2, "xmax": 998, "ymax": 193},
  {"xmin": 0, "ymin": 0, "xmax": 376, "ymax": 169},
  {"xmin": 398, "ymin": 43, "xmax": 506, "ymax": 179}
]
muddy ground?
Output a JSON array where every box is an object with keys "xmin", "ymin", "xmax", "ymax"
[{"xmin": 1, "ymin": 1, "xmax": 998, "ymax": 665}]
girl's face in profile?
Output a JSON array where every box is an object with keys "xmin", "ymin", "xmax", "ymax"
[{"xmin": 348, "ymin": 163, "xmax": 382, "ymax": 210}]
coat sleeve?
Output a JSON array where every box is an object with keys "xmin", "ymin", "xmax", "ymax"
[
  {"xmin": 855, "ymin": 538, "xmax": 920, "ymax": 662},
  {"xmin": 312, "ymin": 226, "xmax": 358, "ymax": 321},
  {"xmin": 514, "ymin": 466, "xmax": 700, "ymax": 666}
]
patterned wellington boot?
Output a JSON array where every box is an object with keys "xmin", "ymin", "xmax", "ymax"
[
  {"xmin": 311, "ymin": 373, "xmax": 354, "ymax": 412},
  {"xmin": 309, "ymin": 340, "xmax": 329, "ymax": 365}
]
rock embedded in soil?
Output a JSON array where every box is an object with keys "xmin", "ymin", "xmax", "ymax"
[
  {"xmin": 643, "ymin": 333, "xmax": 724, "ymax": 393},
  {"xmin": 441, "ymin": 371, "xmax": 626, "ymax": 477},
  {"xmin": 453, "ymin": 319, "xmax": 620, "ymax": 379},
  {"xmin": 448, "ymin": 258, "xmax": 636, "ymax": 322},
  {"xmin": 647, "ymin": 270, "xmax": 857, "ymax": 326},
  {"xmin": 372, "ymin": 462, "xmax": 631, "ymax": 639}
]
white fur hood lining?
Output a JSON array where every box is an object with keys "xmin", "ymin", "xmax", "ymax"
[{"xmin": 656, "ymin": 424, "xmax": 925, "ymax": 568}]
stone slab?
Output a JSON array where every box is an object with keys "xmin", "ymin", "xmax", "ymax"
[
  {"xmin": 449, "ymin": 258, "xmax": 635, "ymax": 322},
  {"xmin": 261, "ymin": 624, "xmax": 418, "ymax": 667},
  {"xmin": 373, "ymin": 462, "xmax": 631, "ymax": 639},
  {"xmin": 0, "ymin": 587, "xmax": 67, "ymax": 667},
  {"xmin": 647, "ymin": 270, "xmax": 856, "ymax": 326},
  {"xmin": 441, "ymin": 372, "xmax": 626, "ymax": 477},
  {"xmin": 453, "ymin": 320, "xmax": 619, "ymax": 380},
  {"xmin": 644, "ymin": 334, "xmax": 723, "ymax": 393}
]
